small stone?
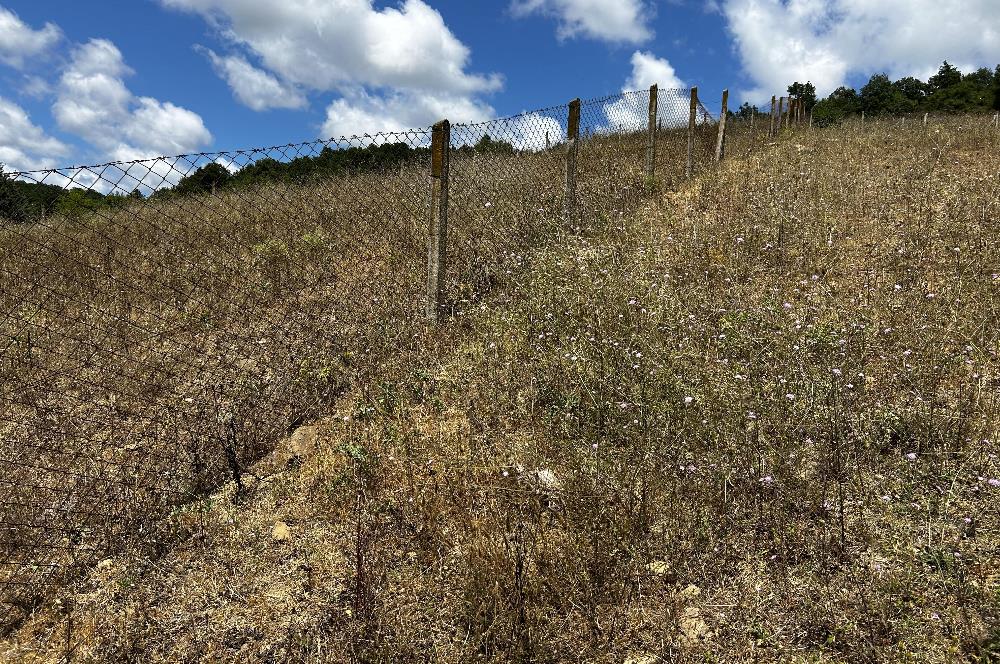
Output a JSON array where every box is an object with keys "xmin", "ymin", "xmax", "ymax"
[
  {"xmin": 680, "ymin": 606, "xmax": 712, "ymax": 643},
  {"xmin": 624, "ymin": 655, "xmax": 658, "ymax": 664},
  {"xmin": 678, "ymin": 583, "xmax": 701, "ymax": 600},
  {"xmin": 648, "ymin": 560, "xmax": 670, "ymax": 575},
  {"xmin": 272, "ymin": 521, "xmax": 291, "ymax": 542}
]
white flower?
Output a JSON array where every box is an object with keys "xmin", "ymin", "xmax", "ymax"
[
  {"xmin": 905, "ymin": 452, "xmax": 917, "ymax": 460},
  {"xmin": 684, "ymin": 396, "xmax": 694, "ymax": 405}
]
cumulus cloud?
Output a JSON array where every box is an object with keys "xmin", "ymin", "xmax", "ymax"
[
  {"xmin": 321, "ymin": 89, "xmax": 493, "ymax": 138},
  {"xmin": 0, "ymin": 96, "xmax": 69, "ymax": 171},
  {"xmin": 624, "ymin": 51, "xmax": 685, "ymax": 91},
  {"xmin": 605, "ymin": 51, "xmax": 688, "ymax": 131},
  {"xmin": 164, "ymin": 0, "xmax": 501, "ymax": 93},
  {"xmin": 52, "ymin": 39, "xmax": 212, "ymax": 162},
  {"xmin": 202, "ymin": 49, "xmax": 307, "ymax": 111},
  {"xmin": 159, "ymin": 0, "xmax": 508, "ymax": 137},
  {"xmin": 503, "ymin": 112, "xmax": 565, "ymax": 151},
  {"xmin": 0, "ymin": 6, "xmax": 61, "ymax": 69},
  {"xmin": 723, "ymin": 0, "xmax": 1000, "ymax": 102},
  {"xmin": 510, "ymin": 0, "xmax": 654, "ymax": 44}
]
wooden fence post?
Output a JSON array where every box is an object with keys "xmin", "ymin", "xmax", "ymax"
[
  {"xmin": 769, "ymin": 95, "xmax": 777, "ymax": 137},
  {"xmin": 564, "ymin": 98, "xmax": 581, "ymax": 220},
  {"xmin": 686, "ymin": 86, "xmax": 698, "ymax": 178},
  {"xmin": 645, "ymin": 84, "xmax": 658, "ymax": 183},
  {"xmin": 777, "ymin": 97, "xmax": 785, "ymax": 133},
  {"xmin": 715, "ymin": 88, "xmax": 729, "ymax": 162},
  {"xmin": 426, "ymin": 119, "xmax": 450, "ymax": 323},
  {"xmin": 994, "ymin": 113, "xmax": 999, "ymax": 129}
]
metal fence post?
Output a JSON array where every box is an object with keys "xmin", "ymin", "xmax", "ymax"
[
  {"xmin": 686, "ymin": 86, "xmax": 698, "ymax": 179},
  {"xmin": 715, "ymin": 88, "xmax": 729, "ymax": 163},
  {"xmin": 564, "ymin": 98, "xmax": 581, "ymax": 220},
  {"xmin": 426, "ymin": 119, "xmax": 450, "ymax": 323},
  {"xmin": 645, "ymin": 84, "xmax": 658, "ymax": 183}
]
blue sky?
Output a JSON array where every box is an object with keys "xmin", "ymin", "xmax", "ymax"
[{"xmin": 1, "ymin": 0, "xmax": 998, "ymax": 172}]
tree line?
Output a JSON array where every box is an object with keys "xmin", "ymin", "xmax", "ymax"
[
  {"xmin": 1, "ymin": 135, "xmax": 514, "ymax": 223},
  {"xmin": 733, "ymin": 61, "xmax": 1000, "ymax": 127}
]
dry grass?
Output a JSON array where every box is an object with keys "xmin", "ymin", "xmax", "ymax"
[
  {"xmin": 0, "ymin": 114, "xmax": 697, "ymax": 635},
  {"xmin": 3, "ymin": 116, "xmax": 998, "ymax": 662}
]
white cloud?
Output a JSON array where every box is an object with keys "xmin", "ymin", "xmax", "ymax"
[
  {"xmin": 161, "ymin": 0, "xmax": 507, "ymax": 141},
  {"xmin": 504, "ymin": 112, "xmax": 565, "ymax": 151},
  {"xmin": 0, "ymin": 96, "xmax": 69, "ymax": 171},
  {"xmin": 52, "ymin": 39, "xmax": 212, "ymax": 162},
  {"xmin": 510, "ymin": 0, "xmax": 654, "ymax": 43},
  {"xmin": 161, "ymin": 0, "xmax": 501, "ymax": 99},
  {"xmin": 605, "ymin": 51, "xmax": 689, "ymax": 131},
  {"xmin": 202, "ymin": 49, "xmax": 307, "ymax": 111},
  {"xmin": 321, "ymin": 89, "xmax": 493, "ymax": 138},
  {"xmin": 0, "ymin": 6, "xmax": 61, "ymax": 69},
  {"xmin": 723, "ymin": 0, "xmax": 1000, "ymax": 103},
  {"xmin": 624, "ymin": 51, "xmax": 685, "ymax": 91}
]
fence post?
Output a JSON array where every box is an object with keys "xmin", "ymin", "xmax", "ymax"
[
  {"xmin": 923, "ymin": 112, "xmax": 928, "ymax": 127},
  {"xmin": 426, "ymin": 119, "xmax": 450, "ymax": 323},
  {"xmin": 645, "ymin": 84, "xmax": 658, "ymax": 183},
  {"xmin": 777, "ymin": 97, "xmax": 785, "ymax": 133},
  {"xmin": 564, "ymin": 98, "xmax": 581, "ymax": 220},
  {"xmin": 769, "ymin": 95, "xmax": 777, "ymax": 137},
  {"xmin": 715, "ymin": 88, "xmax": 729, "ymax": 163},
  {"xmin": 994, "ymin": 113, "xmax": 998, "ymax": 129},
  {"xmin": 686, "ymin": 86, "xmax": 698, "ymax": 178},
  {"xmin": 809, "ymin": 109, "xmax": 814, "ymax": 130}
]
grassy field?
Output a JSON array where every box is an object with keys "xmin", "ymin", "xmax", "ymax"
[{"xmin": 2, "ymin": 116, "xmax": 998, "ymax": 662}]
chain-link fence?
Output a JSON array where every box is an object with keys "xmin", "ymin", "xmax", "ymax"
[{"xmin": 0, "ymin": 86, "xmax": 716, "ymax": 630}]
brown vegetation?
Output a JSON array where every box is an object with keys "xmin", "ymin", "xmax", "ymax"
[{"xmin": 3, "ymin": 114, "xmax": 998, "ymax": 662}]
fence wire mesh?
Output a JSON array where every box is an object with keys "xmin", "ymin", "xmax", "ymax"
[{"xmin": 0, "ymin": 87, "xmax": 717, "ymax": 629}]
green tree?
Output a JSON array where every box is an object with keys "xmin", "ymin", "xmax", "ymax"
[
  {"xmin": 473, "ymin": 134, "xmax": 515, "ymax": 155},
  {"xmin": 55, "ymin": 188, "xmax": 103, "ymax": 218},
  {"xmin": 893, "ymin": 76, "xmax": 927, "ymax": 107},
  {"xmin": 787, "ymin": 81, "xmax": 817, "ymax": 109},
  {"xmin": 0, "ymin": 165, "xmax": 29, "ymax": 224},
  {"xmin": 994, "ymin": 65, "xmax": 1000, "ymax": 110},
  {"xmin": 734, "ymin": 102, "xmax": 760, "ymax": 120},
  {"xmin": 175, "ymin": 162, "xmax": 232, "ymax": 196},
  {"xmin": 811, "ymin": 86, "xmax": 861, "ymax": 126},
  {"xmin": 928, "ymin": 61, "xmax": 962, "ymax": 92},
  {"xmin": 860, "ymin": 73, "xmax": 910, "ymax": 115}
]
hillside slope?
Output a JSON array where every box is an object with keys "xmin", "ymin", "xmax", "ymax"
[{"xmin": 4, "ymin": 119, "xmax": 1000, "ymax": 663}]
